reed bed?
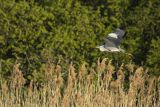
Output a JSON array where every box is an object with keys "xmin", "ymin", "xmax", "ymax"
[{"xmin": 0, "ymin": 58, "xmax": 159, "ymax": 107}]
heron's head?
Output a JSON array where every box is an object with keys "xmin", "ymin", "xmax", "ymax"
[
  {"xmin": 96, "ymin": 45, "xmax": 107, "ymax": 52},
  {"xmin": 96, "ymin": 46, "xmax": 100, "ymax": 49}
]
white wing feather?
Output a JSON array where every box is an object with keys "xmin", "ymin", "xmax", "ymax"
[{"xmin": 108, "ymin": 33, "xmax": 118, "ymax": 39}]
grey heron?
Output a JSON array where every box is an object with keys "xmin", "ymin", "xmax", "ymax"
[{"xmin": 96, "ymin": 28, "xmax": 125, "ymax": 52}]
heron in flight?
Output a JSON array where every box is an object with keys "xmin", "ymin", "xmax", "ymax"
[{"xmin": 96, "ymin": 28, "xmax": 125, "ymax": 52}]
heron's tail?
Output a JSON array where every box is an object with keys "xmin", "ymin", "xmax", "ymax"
[{"xmin": 119, "ymin": 48, "xmax": 125, "ymax": 53}]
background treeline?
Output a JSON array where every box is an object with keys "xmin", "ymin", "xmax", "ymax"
[{"xmin": 0, "ymin": 0, "xmax": 160, "ymax": 82}]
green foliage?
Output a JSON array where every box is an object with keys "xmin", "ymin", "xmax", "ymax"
[
  {"xmin": 147, "ymin": 38, "xmax": 160, "ymax": 67},
  {"xmin": 0, "ymin": 0, "xmax": 159, "ymax": 81},
  {"xmin": 123, "ymin": 0, "xmax": 160, "ymax": 72},
  {"xmin": 147, "ymin": 38, "xmax": 160, "ymax": 75}
]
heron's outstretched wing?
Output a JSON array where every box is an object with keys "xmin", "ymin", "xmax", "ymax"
[
  {"xmin": 114, "ymin": 28, "xmax": 125, "ymax": 44},
  {"xmin": 104, "ymin": 38, "xmax": 117, "ymax": 48},
  {"xmin": 106, "ymin": 28, "xmax": 125, "ymax": 47}
]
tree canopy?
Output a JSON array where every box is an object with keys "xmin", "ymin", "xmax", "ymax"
[{"xmin": 0, "ymin": 0, "xmax": 159, "ymax": 81}]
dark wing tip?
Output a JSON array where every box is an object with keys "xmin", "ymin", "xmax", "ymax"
[{"xmin": 115, "ymin": 28, "xmax": 125, "ymax": 37}]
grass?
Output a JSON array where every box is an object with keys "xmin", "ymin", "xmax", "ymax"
[{"xmin": 0, "ymin": 58, "xmax": 159, "ymax": 107}]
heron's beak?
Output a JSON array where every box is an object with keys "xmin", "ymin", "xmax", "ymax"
[{"xmin": 96, "ymin": 46, "xmax": 100, "ymax": 49}]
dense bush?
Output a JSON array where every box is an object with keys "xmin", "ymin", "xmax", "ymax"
[{"xmin": 0, "ymin": 0, "xmax": 159, "ymax": 80}]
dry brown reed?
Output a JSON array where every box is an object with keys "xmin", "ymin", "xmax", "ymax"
[
  {"xmin": 78, "ymin": 62, "xmax": 87, "ymax": 81},
  {"xmin": 11, "ymin": 63, "xmax": 25, "ymax": 89},
  {"xmin": 0, "ymin": 59, "xmax": 159, "ymax": 107}
]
